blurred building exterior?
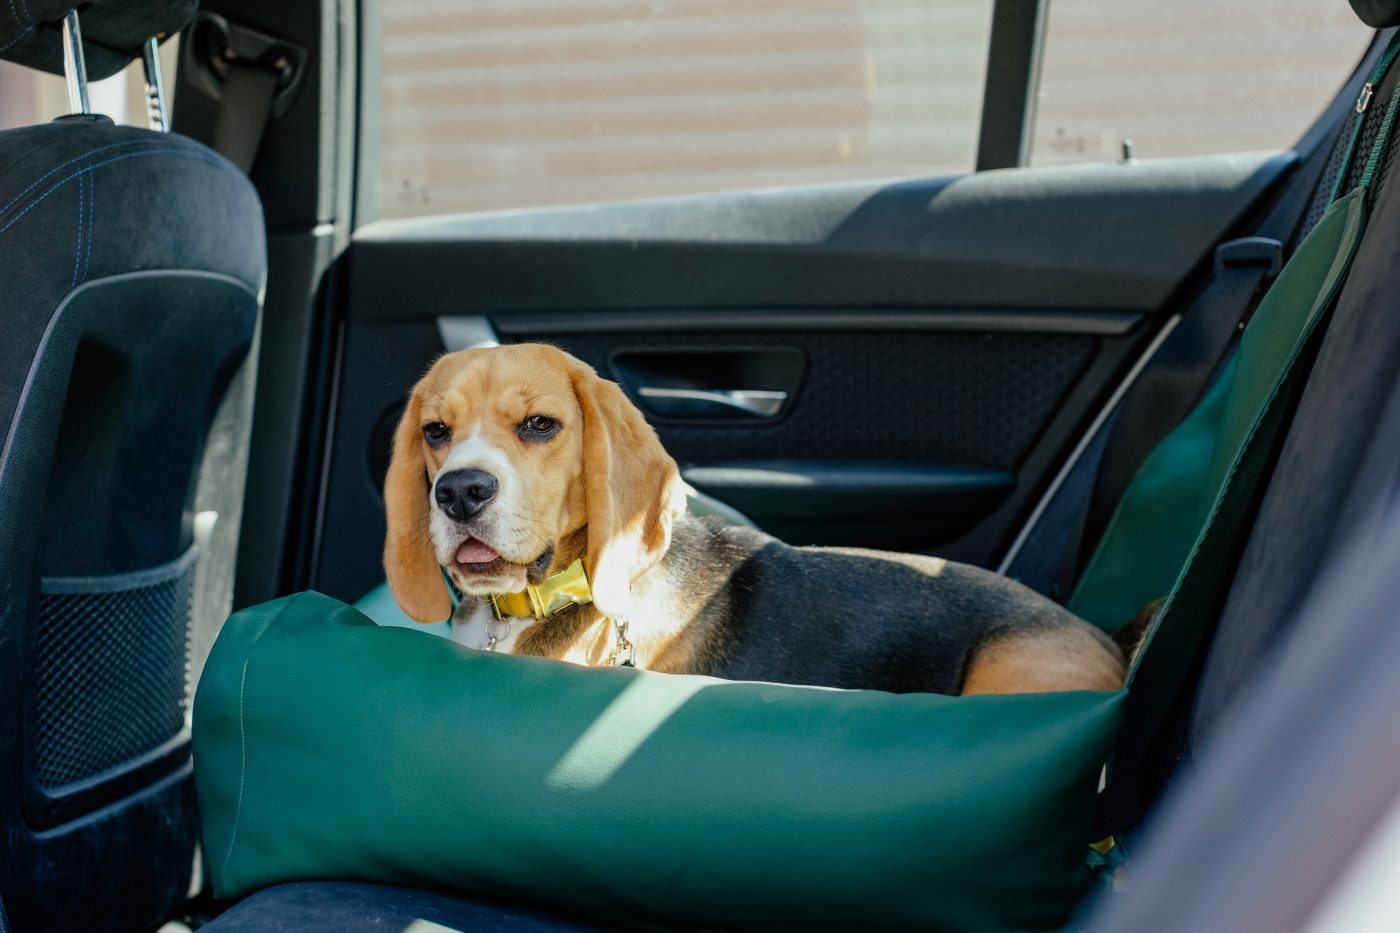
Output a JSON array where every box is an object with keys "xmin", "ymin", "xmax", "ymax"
[
  {"xmin": 376, "ymin": 0, "xmax": 1368, "ymax": 218},
  {"xmin": 0, "ymin": 2, "xmax": 1370, "ymax": 220}
]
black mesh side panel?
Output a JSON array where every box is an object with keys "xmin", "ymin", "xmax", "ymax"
[
  {"xmin": 1301, "ymin": 111, "xmax": 1355, "ymax": 238},
  {"xmin": 538, "ymin": 331, "xmax": 1096, "ymax": 469},
  {"xmin": 33, "ymin": 549, "xmax": 196, "ymax": 790},
  {"xmin": 1298, "ymin": 83, "xmax": 1398, "ymax": 245}
]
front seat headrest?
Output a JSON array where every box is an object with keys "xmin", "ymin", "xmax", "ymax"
[{"xmin": 0, "ymin": 0, "xmax": 196, "ymax": 81}]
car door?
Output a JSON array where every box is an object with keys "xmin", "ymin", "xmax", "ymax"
[{"xmin": 296, "ymin": 1, "xmax": 1366, "ymax": 608}]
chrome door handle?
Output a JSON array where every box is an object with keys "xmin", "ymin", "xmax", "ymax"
[{"xmin": 637, "ymin": 387, "xmax": 788, "ymax": 418}]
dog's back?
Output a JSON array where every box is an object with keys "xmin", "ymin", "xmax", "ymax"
[{"xmin": 642, "ymin": 514, "xmax": 1122, "ymax": 694}]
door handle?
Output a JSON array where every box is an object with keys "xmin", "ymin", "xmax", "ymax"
[{"xmin": 637, "ymin": 387, "xmax": 788, "ymax": 418}]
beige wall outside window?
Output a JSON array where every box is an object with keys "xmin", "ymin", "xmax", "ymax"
[
  {"xmin": 1032, "ymin": 1, "xmax": 1370, "ymax": 164},
  {"xmin": 0, "ymin": 41, "xmax": 179, "ymax": 132},
  {"xmin": 375, "ymin": 0, "xmax": 1373, "ymax": 221},
  {"xmin": 377, "ymin": 0, "xmax": 994, "ymax": 219}
]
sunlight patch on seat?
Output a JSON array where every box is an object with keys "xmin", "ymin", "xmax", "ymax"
[
  {"xmin": 403, "ymin": 919, "xmax": 466, "ymax": 933},
  {"xmin": 546, "ymin": 676, "xmax": 708, "ymax": 791}
]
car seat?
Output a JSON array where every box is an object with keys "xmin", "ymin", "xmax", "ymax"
[{"xmin": 0, "ymin": 2, "xmax": 265, "ymax": 930}]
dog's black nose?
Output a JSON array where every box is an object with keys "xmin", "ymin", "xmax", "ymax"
[{"xmin": 434, "ymin": 469, "xmax": 498, "ymax": 521}]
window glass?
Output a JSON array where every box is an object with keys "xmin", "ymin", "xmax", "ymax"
[
  {"xmin": 1032, "ymin": 1, "xmax": 1372, "ymax": 165},
  {"xmin": 376, "ymin": 0, "xmax": 993, "ymax": 219}
]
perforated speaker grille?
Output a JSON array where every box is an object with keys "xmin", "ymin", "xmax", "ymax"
[{"xmin": 33, "ymin": 548, "xmax": 196, "ymax": 790}]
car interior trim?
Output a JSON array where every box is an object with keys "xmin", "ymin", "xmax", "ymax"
[
  {"xmin": 997, "ymin": 313, "xmax": 1182, "ymax": 575},
  {"xmin": 976, "ymin": 0, "xmax": 1048, "ymax": 170},
  {"xmin": 437, "ymin": 315, "xmax": 501, "ymax": 353},
  {"xmin": 489, "ymin": 309, "xmax": 1142, "ymax": 338}
]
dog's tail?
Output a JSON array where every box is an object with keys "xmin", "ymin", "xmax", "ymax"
[{"xmin": 1113, "ymin": 596, "xmax": 1165, "ymax": 667}]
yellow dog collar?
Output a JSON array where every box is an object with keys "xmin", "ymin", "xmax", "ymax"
[{"xmin": 485, "ymin": 558, "xmax": 592, "ymax": 620}]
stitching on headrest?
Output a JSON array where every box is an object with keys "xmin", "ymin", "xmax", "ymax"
[
  {"xmin": 0, "ymin": 24, "xmax": 32, "ymax": 53},
  {"xmin": 6, "ymin": 0, "xmax": 30, "ymax": 30}
]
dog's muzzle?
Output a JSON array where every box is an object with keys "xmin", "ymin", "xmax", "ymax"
[{"xmin": 435, "ymin": 468, "xmax": 497, "ymax": 522}]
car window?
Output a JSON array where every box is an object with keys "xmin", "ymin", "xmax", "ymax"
[
  {"xmin": 1032, "ymin": 0, "xmax": 1371, "ymax": 165},
  {"xmin": 374, "ymin": 0, "xmax": 994, "ymax": 219}
]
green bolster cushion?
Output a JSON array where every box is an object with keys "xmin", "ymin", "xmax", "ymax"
[{"xmin": 193, "ymin": 591, "xmax": 1126, "ymax": 932}]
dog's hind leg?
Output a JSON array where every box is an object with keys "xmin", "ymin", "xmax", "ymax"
[{"xmin": 959, "ymin": 624, "xmax": 1126, "ymax": 695}]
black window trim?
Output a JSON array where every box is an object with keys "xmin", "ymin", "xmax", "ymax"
[{"xmin": 976, "ymin": 0, "xmax": 1049, "ymax": 171}]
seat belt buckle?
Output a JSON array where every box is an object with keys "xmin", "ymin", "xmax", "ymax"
[{"xmin": 1214, "ymin": 237, "xmax": 1283, "ymax": 279}]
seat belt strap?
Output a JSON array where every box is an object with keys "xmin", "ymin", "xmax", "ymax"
[{"xmin": 211, "ymin": 59, "xmax": 279, "ymax": 174}]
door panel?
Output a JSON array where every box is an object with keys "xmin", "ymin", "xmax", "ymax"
[
  {"xmin": 349, "ymin": 152, "xmax": 1290, "ymax": 317},
  {"xmin": 311, "ymin": 152, "xmax": 1295, "ymax": 604}
]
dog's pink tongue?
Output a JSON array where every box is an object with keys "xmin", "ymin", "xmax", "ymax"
[{"xmin": 456, "ymin": 539, "xmax": 499, "ymax": 564}]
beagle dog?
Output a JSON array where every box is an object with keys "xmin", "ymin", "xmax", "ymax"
[{"xmin": 384, "ymin": 344, "xmax": 1125, "ymax": 695}]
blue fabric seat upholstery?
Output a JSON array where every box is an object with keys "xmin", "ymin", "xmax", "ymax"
[{"xmin": 201, "ymin": 882, "xmax": 607, "ymax": 932}]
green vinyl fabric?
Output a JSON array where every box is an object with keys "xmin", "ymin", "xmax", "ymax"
[
  {"xmin": 1068, "ymin": 187, "xmax": 1370, "ymax": 634},
  {"xmin": 1107, "ymin": 188, "xmax": 1367, "ymax": 819},
  {"xmin": 193, "ymin": 591, "xmax": 1125, "ymax": 933}
]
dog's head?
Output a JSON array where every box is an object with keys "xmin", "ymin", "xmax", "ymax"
[{"xmin": 383, "ymin": 344, "xmax": 686, "ymax": 623}]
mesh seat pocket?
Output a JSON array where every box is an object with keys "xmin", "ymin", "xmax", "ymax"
[{"xmin": 34, "ymin": 546, "xmax": 198, "ymax": 791}]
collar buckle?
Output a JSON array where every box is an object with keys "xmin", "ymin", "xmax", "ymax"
[
  {"xmin": 485, "ymin": 558, "xmax": 592, "ymax": 621},
  {"xmin": 608, "ymin": 619, "xmax": 636, "ymax": 667}
]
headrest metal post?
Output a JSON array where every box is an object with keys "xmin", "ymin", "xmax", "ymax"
[
  {"xmin": 61, "ymin": 10, "xmax": 90, "ymax": 115},
  {"xmin": 142, "ymin": 37, "xmax": 170, "ymax": 132}
]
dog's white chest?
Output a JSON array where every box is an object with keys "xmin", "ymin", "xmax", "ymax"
[{"xmin": 451, "ymin": 600, "xmax": 538, "ymax": 654}]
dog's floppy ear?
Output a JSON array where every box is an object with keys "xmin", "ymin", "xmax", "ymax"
[
  {"xmin": 568, "ymin": 357, "xmax": 686, "ymax": 619},
  {"xmin": 383, "ymin": 385, "xmax": 452, "ymax": 623}
]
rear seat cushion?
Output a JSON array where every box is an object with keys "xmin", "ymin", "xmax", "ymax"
[{"xmin": 200, "ymin": 881, "xmax": 607, "ymax": 932}]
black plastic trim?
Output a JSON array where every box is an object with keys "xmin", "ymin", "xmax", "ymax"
[
  {"xmin": 0, "ymin": 272, "xmax": 255, "ymax": 932},
  {"xmin": 1, "ymin": 273, "xmax": 256, "ymax": 831},
  {"xmin": 495, "ymin": 308, "xmax": 1140, "ymax": 337},
  {"xmin": 684, "ymin": 461, "xmax": 1015, "ymax": 549},
  {"xmin": 976, "ymin": 0, "xmax": 1047, "ymax": 170},
  {"xmin": 181, "ymin": 11, "xmax": 310, "ymax": 119}
]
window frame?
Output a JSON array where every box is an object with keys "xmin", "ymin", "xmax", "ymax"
[{"xmin": 976, "ymin": 0, "xmax": 1049, "ymax": 170}]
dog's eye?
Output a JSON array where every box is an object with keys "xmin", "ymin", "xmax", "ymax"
[
  {"xmin": 422, "ymin": 421, "xmax": 450, "ymax": 445},
  {"xmin": 519, "ymin": 414, "xmax": 559, "ymax": 439}
]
